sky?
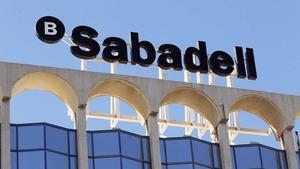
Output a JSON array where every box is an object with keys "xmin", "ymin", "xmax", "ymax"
[{"xmin": 1, "ymin": 0, "xmax": 300, "ymax": 149}]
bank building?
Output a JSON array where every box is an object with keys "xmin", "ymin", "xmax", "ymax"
[{"xmin": 1, "ymin": 30, "xmax": 300, "ymax": 169}]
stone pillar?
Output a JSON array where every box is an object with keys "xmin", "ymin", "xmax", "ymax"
[
  {"xmin": 282, "ymin": 129, "xmax": 298, "ymax": 169},
  {"xmin": 76, "ymin": 104, "xmax": 89, "ymax": 169},
  {"xmin": 1, "ymin": 96, "xmax": 11, "ymax": 169},
  {"xmin": 147, "ymin": 113, "xmax": 162, "ymax": 169},
  {"xmin": 216, "ymin": 122, "xmax": 233, "ymax": 169}
]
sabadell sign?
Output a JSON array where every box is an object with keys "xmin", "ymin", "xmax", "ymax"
[{"xmin": 35, "ymin": 16, "xmax": 257, "ymax": 80}]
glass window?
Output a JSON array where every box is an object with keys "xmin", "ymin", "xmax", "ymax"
[
  {"xmin": 194, "ymin": 164, "xmax": 210, "ymax": 169},
  {"xmin": 168, "ymin": 164, "xmax": 193, "ymax": 169},
  {"xmin": 260, "ymin": 147, "xmax": 279, "ymax": 169},
  {"xmin": 122, "ymin": 158, "xmax": 142, "ymax": 169},
  {"xmin": 70, "ymin": 157, "xmax": 78, "ymax": 169},
  {"xmin": 93, "ymin": 131, "xmax": 120, "ymax": 156},
  {"xmin": 234, "ymin": 145, "xmax": 262, "ymax": 169},
  {"xmin": 89, "ymin": 158, "xmax": 94, "ymax": 169},
  {"xmin": 279, "ymin": 151, "xmax": 287, "ymax": 169},
  {"xmin": 212, "ymin": 144, "xmax": 221, "ymax": 168},
  {"xmin": 120, "ymin": 132, "xmax": 141, "ymax": 160},
  {"xmin": 160, "ymin": 140, "xmax": 166, "ymax": 163},
  {"xmin": 230, "ymin": 146, "xmax": 236, "ymax": 169},
  {"xmin": 88, "ymin": 132, "xmax": 93, "ymax": 157},
  {"xmin": 11, "ymin": 126, "xmax": 17, "ymax": 150},
  {"xmin": 144, "ymin": 163, "xmax": 151, "ymax": 169},
  {"xmin": 143, "ymin": 138, "xmax": 150, "ymax": 162},
  {"xmin": 11, "ymin": 152, "xmax": 17, "ymax": 169},
  {"xmin": 162, "ymin": 164, "xmax": 167, "ymax": 169},
  {"xmin": 18, "ymin": 125, "xmax": 44, "ymax": 150},
  {"xmin": 19, "ymin": 151, "xmax": 45, "ymax": 169},
  {"xmin": 69, "ymin": 131, "xmax": 77, "ymax": 155},
  {"xmin": 46, "ymin": 126, "xmax": 68, "ymax": 153},
  {"xmin": 47, "ymin": 151, "xmax": 69, "ymax": 169},
  {"xmin": 192, "ymin": 139, "xmax": 211, "ymax": 166},
  {"xmin": 94, "ymin": 157, "xmax": 121, "ymax": 169},
  {"xmin": 165, "ymin": 138, "xmax": 192, "ymax": 163}
]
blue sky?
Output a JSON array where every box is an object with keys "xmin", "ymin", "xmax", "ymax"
[{"xmin": 1, "ymin": 0, "xmax": 300, "ymax": 148}]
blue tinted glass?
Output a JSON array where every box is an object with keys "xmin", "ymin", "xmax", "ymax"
[
  {"xmin": 144, "ymin": 163, "xmax": 151, "ymax": 169},
  {"xmin": 94, "ymin": 157, "xmax": 121, "ymax": 169},
  {"xmin": 162, "ymin": 164, "xmax": 167, "ymax": 169},
  {"xmin": 19, "ymin": 125, "xmax": 44, "ymax": 150},
  {"xmin": 122, "ymin": 158, "xmax": 142, "ymax": 169},
  {"xmin": 194, "ymin": 164, "xmax": 210, "ymax": 169},
  {"xmin": 69, "ymin": 131, "xmax": 77, "ymax": 155},
  {"xmin": 143, "ymin": 138, "xmax": 150, "ymax": 162},
  {"xmin": 166, "ymin": 138, "xmax": 192, "ymax": 163},
  {"xmin": 212, "ymin": 144, "xmax": 221, "ymax": 168},
  {"xmin": 192, "ymin": 139, "xmax": 211, "ymax": 166},
  {"xmin": 168, "ymin": 164, "xmax": 193, "ymax": 169},
  {"xmin": 89, "ymin": 158, "xmax": 94, "ymax": 169},
  {"xmin": 160, "ymin": 140, "xmax": 166, "ymax": 163},
  {"xmin": 231, "ymin": 147, "xmax": 236, "ymax": 169},
  {"xmin": 19, "ymin": 151, "xmax": 45, "ymax": 169},
  {"xmin": 88, "ymin": 132, "xmax": 93, "ymax": 157},
  {"xmin": 11, "ymin": 152, "xmax": 17, "ymax": 169},
  {"xmin": 279, "ymin": 151, "xmax": 287, "ymax": 169},
  {"xmin": 11, "ymin": 126, "xmax": 17, "ymax": 150},
  {"xmin": 120, "ymin": 132, "xmax": 141, "ymax": 160},
  {"xmin": 47, "ymin": 151, "xmax": 69, "ymax": 169},
  {"xmin": 234, "ymin": 145, "xmax": 261, "ymax": 169},
  {"xmin": 46, "ymin": 126, "xmax": 68, "ymax": 153},
  {"xmin": 70, "ymin": 157, "xmax": 78, "ymax": 169},
  {"xmin": 260, "ymin": 147, "xmax": 279, "ymax": 169},
  {"xmin": 93, "ymin": 132, "xmax": 119, "ymax": 156}
]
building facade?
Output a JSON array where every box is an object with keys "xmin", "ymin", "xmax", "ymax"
[{"xmin": 1, "ymin": 62, "xmax": 300, "ymax": 169}]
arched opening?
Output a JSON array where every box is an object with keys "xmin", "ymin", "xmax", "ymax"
[
  {"xmin": 230, "ymin": 94, "xmax": 287, "ymax": 139},
  {"xmin": 10, "ymin": 72, "xmax": 79, "ymax": 169},
  {"xmin": 229, "ymin": 95, "xmax": 288, "ymax": 169},
  {"xmin": 86, "ymin": 79, "xmax": 151, "ymax": 169},
  {"xmin": 158, "ymin": 87, "xmax": 222, "ymax": 169}
]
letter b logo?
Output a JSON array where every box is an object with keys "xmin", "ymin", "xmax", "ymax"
[{"xmin": 36, "ymin": 16, "xmax": 65, "ymax": 43}]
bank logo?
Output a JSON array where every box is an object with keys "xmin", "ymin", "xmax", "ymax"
[{"xmin": 35, "ymin": 16, "xmax": 257, "ymax": 80}]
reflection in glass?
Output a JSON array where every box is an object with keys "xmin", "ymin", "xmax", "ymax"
[
  {"xmin": 168, "ymin": 164, "xmax": 193, "ymax": 169},
  {"xmin": 121, "ymin": 132, "xmax": 141, "ymax": 160},
  {"xmin": 93, "ymin": 132, "xmax": 119, "ymax": 156},
  {"xmin": 192, "ymin": 139, "xmax": 211, "ymax": 166},
  {"xmin": 46, "ymin": 126, "xmax": 68, "ymax": 153},
  {"xmin": 165, "ymin": 138, "xmax": 192, "ymax": 163},
  {"xmin": 18, "ymin": 125, "xmax": 44, "ymax": 150},
  {"xmin": 122, "ymin": 158, "xmax": 142, "ymax": 169},
  {"xmin": 19, "ymin": 151, "xmax": 45, "ymax": 169},
  {"xmin": 47, "ymin": 151, "xmax": 69, "ymax": 169},
  {"xmin": 94, "ymin": 157, "xmax": 121, "ymax": 169},
  {"xmin": 234, "ymin": 146, "xmax": 261, "ymax": 169}
]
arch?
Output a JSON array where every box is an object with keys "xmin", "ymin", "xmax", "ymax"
[
  {"xmin": 88, "ymin": 79, "xmax": 150, "ymax": 119},
  {"xmin": 160, "ymin": 87, "xmax": 221, "ymax": 127},
  {"xmin": 230, "ymin": 94, "xmax": 288, "ymax": 138},
  {"xmin": 12, "ymin": 72, "xmax": 79, "ymax": 115}
]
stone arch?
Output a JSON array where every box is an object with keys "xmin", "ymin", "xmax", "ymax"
[
  {"xmin": 160, "ymin": 87, "xmax": 221, "ymax": 128},
  {"xmin": 12, "ymin": 72, "xmax": 79, "ymax": 115},
  {"xmin": 230, "ymin": 94, "xmax": 288, "ymax": 138},
  {"xmin": 88, "ymin": 79, "xmax": 150, "ymax": 120}
]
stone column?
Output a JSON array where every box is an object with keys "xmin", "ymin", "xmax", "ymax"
[
  {"xmin": 147, "ymin": 113, "xmax": 162, "ymax": 169},
  {"xmin": 216, "ymin": 121, "xmax": 233, "ymax": 169},
  {"xmin": 76, "ymin": 104, "xmax": 89, "ymax": 169},
  {"xmin": 1, "ymin": 96, "xmax": 11, "ymax": 169},
  {"xmin": 282, "ymin": 129, "xmax": 298, "ymax": 169}
]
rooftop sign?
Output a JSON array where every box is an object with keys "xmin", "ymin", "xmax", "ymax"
[{"xmin": 36, "ymin": 16, "xmax": 257, "ymax": 80}]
